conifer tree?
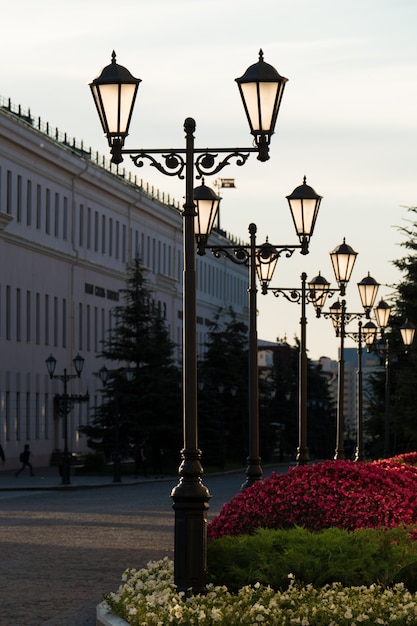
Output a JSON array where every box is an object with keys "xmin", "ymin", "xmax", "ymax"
[{"xmin": 80, "ymin": 258, "xmax": 181, "ymax": 463}]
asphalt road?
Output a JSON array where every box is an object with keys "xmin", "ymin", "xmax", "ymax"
[{"xmin": 0, "ymin": 469, "xmax": 285, "ymax": 626}]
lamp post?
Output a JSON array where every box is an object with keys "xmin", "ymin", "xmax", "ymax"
[
  {"xmin": 198, "ymin": 178, "xmax": 322, "ymax": 484},
  {"xmin": 45, "ymin": 353, "xmax": 85, "ymax": 485},
  {"xmin": 259, "ymin": 269, "xmax": 328, "ymax": 465},
  {"xmin": 96, "ymin": 365, "xmax": 135, "ymax": 483},
  {"xmin": 90, "ymin": 49, "xmax": 287, "ymax": 593}
]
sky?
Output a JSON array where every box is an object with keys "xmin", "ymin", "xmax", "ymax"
[{"xmin": 1, "ymin": 0, "xmax": 416, "ymax": 360}]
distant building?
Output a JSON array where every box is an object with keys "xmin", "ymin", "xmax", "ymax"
[{"xmin": 0, "ymin": 97, "xmax": 249, "ymax": 466}]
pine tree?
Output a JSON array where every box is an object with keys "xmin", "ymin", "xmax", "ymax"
[
  {"xmin": 80, "ymin": 258, "xmax": 182, "ymax": 464},
  {"xmin": 198, "ymin": 308, "xmax": 249, "ymax": 467}
]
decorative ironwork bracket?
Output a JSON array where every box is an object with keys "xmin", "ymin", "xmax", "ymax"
[{"xmin": 125, "ymin": 148, "xmax": 254, "ymax": 180}]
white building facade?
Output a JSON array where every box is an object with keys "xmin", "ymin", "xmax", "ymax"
[{"xmin": 0, "ymin": 98, "xmax": 249, "ymax": 467}]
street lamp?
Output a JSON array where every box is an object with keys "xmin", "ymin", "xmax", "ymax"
[
  {"xmin": 96, "ymin": 365, "xmax": 135, "ymax": 483},
  {"xmin": 260, "ymin": 269, "xmax": 329, "ymax": 465},
  {"xmin": 90, "ymin": 49, "xmax": 287, "ymax": 593},
  {"xmin": 198, "ymin": 178, "xmax": 322, "ymax": 483},
  {"xmin": 45, "ymin": 353, "xmax": 85, "ymax": 485}
]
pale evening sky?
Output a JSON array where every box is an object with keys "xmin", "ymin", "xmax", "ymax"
[{"xmin": 1, "ymin": 0, "xmax": 416, "ymax": 359}]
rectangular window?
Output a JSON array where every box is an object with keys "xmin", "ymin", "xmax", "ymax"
[
  {"xmin": 6, "ymin": 285, "xmax": 11, "ymax": 340},
  {"xmin": 54, "ymin": 193, "xmax": 60, "ymax": 237},
  {"xmin": 53, "ymin": 296, "xmax": 58, "ymax": 347},
  {"xmin": 94, "ymin": 211, "xmax": 99, "ymax": 252},
  {"xmin": 26, "ymin": 392, "xmax": 31, "ymax": 440},
  {"xmin": 122, "ymin": 224, "xmax": 126, "ymax": 262},
  {"xmin": 16, "ymin": 288, "xmax": 21, "ymax": 342},
  {"xmin": 17, "ymin": 175, "xmax": 22, "ymax": 222},
  {"xmin": 78, "ymin": 302, "xmax": 83, "ymax": 351},
  {"xmin": 26, "ymin": 180, "xmax": 32, "ymax": 226},
  {"xmin": 94, "ymin": 306, "xmax": 98, "ymax": 352},
  {"xmin": 35, "ymin": 293, "xmax": 40, "ymax": 344},
  {"xmin": 44, "ymin": 393, "xmax": 49, "ymax": 440},
  {"xmin": 62, "ymin": 298, "xmax": 67, "ymax": 348},
  {"xmin": 79, "ymin": 204, "xmax": 84, "ymax": 247},
  {"xmin": 16, "ymin": 392, "xmax": 21, "ymax": 441},
  {"xmin": 5, "ymin": 392, "xmax": 10, "ymax": 441},
  {"xmin": 35, "ymin": 392, "xmax": 40, "ymax": 440},
  {"xmin": 36, "ymin": 184, "xmax": 42, "ymax": 229},
  {"xmin": 86, "ymin": 304, "xmax": 91, "ymax": 351},
  {"xmin": 87, "ymin": 207, "xmax": 91, "ymax": 249},
  {"xmin": 101, "ymin": 215, "xmax": 106, "ymax": 254},
  {"xmin": 115, "ymin": 221, "xmax": 120, "ymax": 259},
  {"xmin": 6, "ymin": 170, "xmax": 12, "ymax": 215},
  {"xmin": 63, "ymin": 197, "xmax": 68, "ymax": 241},
  {"xmin": 109, "ymin": 218, "xmax": 113, "ymax": 256},
  {"xmin": 26, "ymin": 290, "xmax": 31, "ymax": 342},
  {"xmin": 45, "ymin": 188, "xmax": 51, "ymax": 234},
  {"xmin": 45, "ymin": 294, "xmax": 49, "ymax": 346}
]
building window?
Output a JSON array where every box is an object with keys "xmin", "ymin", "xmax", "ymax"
[
  {"xmin": 44, "ymin": 393, "xmax": 49, "ymax": 440},
  {"xmin": 17, "ymin": 175, "xmax": 22, "ymax": 223},
  {"xmin": 35, "ymin": 293, "xmax": 40, "ymax": 345},
  {"xmin": 6, "ymin": 285, "xmax": 11, "ymax": 340},
  {"xmin": 16, "ymin": 288, "xmax": 21, "ymax": 342},
  {"xmin": 26, "ymin": 392, "xmax": 31, "ymax": 440},
  {"xmin": 94, "ymin": 211, "xmax": 99, "ymax": 252},
  {"xmin": 54, "ymin": 193, "xmax": 60, "ymax": 237},
  {"xmin": 102, "ymin": 215, "xmax": 106, "ymax": 254},
  {"xmin": 26, "ymin": 290, "xmax": 31, "ymax": 342},
  {"xmin": 45, "ymin": 188, "xmax": 51, "ymax": 235},
  {"xmin": 6, "ymin": 170, "xmax": 12, "ymax": 215},
  {"xmin": 35, "ymin": 392, "xmax": 40, "ymax": 440},
  {"xmin": 79, "ymin": 204, "xmax": 84, "ymax": 247},
  {"xmin": 53, "ymin": 296, "xmax": 58, "ymax": 347},
  {"xmin": 16, "ymin": 392, "xmax": 21, "ymax": 441},
  {"xmin": 86, "ymin": 304, "xmax": 91, "ymax": 351},
  {"xmin": 63, "ymin": 197, "xmax": 68, "ymax": 241},
  {"xmin": 115, "ymin": 221, "xmax": 120, "ymax": 259},
  {"xmin": 5, "ymin": 392, "xmax": 10, "ymax": 441},
  {"xmin": 45, "ymin": 294, "xmax": 49, "ymax": 346},
  {"xmin": 109, "ymin": 218, "xmax": 113, "ymax": 256},
  {"xmin": 36, "ymin": 184, "xmax": 42, "ymax": 229},
  {"xmin": 122, "ymin": 224, "xmax": 126, "ymax": 262},
  {"xmin": 26, "ymin": 180, "xmax": 32, "ymax": 226},
  {"xmin": 87, "ymin": 207, "xmax": 91, "ymax": 249},
  {"xmin": 78, "ymin": 302, "xmax": 83, "ymax": 351},
  {"xmin": 62, "ymin": 299, "xmax": 67, "ymax": 348}
]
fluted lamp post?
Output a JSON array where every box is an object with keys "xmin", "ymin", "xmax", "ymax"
[
  {"xmin": 90, "ymin": 49, "xmax": 287, "ymax": 593},
  {"xmin": 45, "ymin": 353, "xmax": 85, "ymax": 485}
]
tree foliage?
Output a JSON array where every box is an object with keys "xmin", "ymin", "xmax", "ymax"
[{"xmin": 80, "ymin": 258, "xmax": 181, "ymax": 462}]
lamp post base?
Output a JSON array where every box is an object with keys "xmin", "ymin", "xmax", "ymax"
[
  {"xmin": 171, "ymin": 449, "xmax": 211, "ymax": 595},
  {"xmin": 241, "ymin": 456, "xmax": 262, "ymax": 490}
]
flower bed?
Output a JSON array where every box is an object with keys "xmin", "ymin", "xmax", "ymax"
[
  {"xmin": 208, "ymin": 459, "xmax": 417, "ymax": 539},
  {"xmin": 101, "ymin": 456, "xmax": 417, "ymax": 624},
  {"xmin": 101, "ymin": 557, "xmax": 417, "ymax": 625}
]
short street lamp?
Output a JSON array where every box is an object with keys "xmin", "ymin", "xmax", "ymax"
[
  {"xmin": 261, "ymin": 269, "xmax": 328, "ymax": 465},
  {"xmin": 96, "ymin": 365, "xmax": 135, "ymax": 483},
  {"xmin": 90, "ymin": 49, "xmax": 287, "ymax": 593},
  {"xmin": 45, "ymin": 353, "xmax": 86, "ymax": 485},
  {"xmin": 313, "ymin": 240, "xmax": 380, "ymax": 460}
]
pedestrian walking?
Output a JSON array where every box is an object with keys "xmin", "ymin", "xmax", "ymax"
[
  {"xmin": 0, "ymin": 442, "xmax": 5, "ymax": 466},
  {"xmin": 15, "ymin": 444, "xmax": 35, "ymax": 477}
]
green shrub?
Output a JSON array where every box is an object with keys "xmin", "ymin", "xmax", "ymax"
[{"xmin": 207, "ymin": 526, "xmax": 417, "ymax": 592}]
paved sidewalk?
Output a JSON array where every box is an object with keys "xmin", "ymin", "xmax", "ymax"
[{"xmin": 0, "ymin": 465, "xmax": 171, "ymax": 490}]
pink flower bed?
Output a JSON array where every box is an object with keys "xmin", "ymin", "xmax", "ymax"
[{"xmin": 208, "ymin": 458, "xmax": 417, "ymax": 540}]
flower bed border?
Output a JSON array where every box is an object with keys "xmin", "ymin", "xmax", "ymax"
[{"xmin": 96, "ymin": 602, "xmax": 128, "ymax": 626}]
